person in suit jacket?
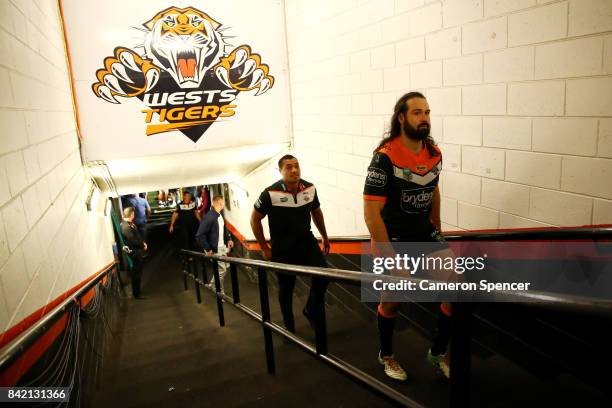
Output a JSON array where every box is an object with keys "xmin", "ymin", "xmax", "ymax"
[
  {"xmin": 121, "ymin": 207, "xmax": 148, "ymax": 299},
  {"xmin": 195, "ymin": 195, "xmax": 234, "ymax": 293}
]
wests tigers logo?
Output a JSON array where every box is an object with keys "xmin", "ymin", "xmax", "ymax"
[{"xmin": 91, "ymin": 6, "xmax": 274, "ymax": 142}]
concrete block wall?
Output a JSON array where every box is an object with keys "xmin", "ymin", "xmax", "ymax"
[
  {"xmin": 284, "ymin": 0, "xmax": 612, "ymax": 235},
  {"xmin": 0, "ymin": 0, "xmax": 114, "ymax": 334},
  {"xmin": 224, "ymin": 163, "xmax": 281, "ymax": 241}
]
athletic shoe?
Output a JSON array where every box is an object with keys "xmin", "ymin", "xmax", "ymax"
[
  {"xmin": 427, "ymin": 349, "xmax": 450, "ymax": 379},
  {"xmin": 378, "ymin": 352, "xmax": 407, "ymax": 381}
]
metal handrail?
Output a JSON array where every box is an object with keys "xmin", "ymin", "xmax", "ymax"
[
  {"xmin": 0, "ymin": 262, "xmax": 117, "ymax": 374},
  {"xmin": 240, "ymin": 226, "xmax": 612, "ymax": 243},
  {"xmin": 180, "ymin": 251, "xmax": 425, "ymax": 407},
  {"xmin": 180, "ymin": 226, "xmax": 612, "ymax": 408},
  {"xmin": 181, "ymin": 250, "xmax": 612, "ymax": 313},
  {"xmin": 443, "ymin": 226, "xmax": 612, "ymax": 241}
]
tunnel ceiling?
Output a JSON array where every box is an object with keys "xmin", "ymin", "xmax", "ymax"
[{"xmin": 87, "ymin": 143, "xmax": 288, "ymax": 195}]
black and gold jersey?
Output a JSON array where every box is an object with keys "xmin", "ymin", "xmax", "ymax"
[
  {"xmin": 174, "ymin": 200, "xmax": 199, "ymax": 228},
  {"xmin": 254, "ymin": 179, "xmax": 320, "ymax": 252},
  {"xmin": 363, "ymin": 137, "xmax": 442, "ymax": 239}
]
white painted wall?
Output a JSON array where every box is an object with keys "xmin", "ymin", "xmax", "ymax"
[
  {"xmin": 224, "ymin": 163, "xmax": 281, "ymax": 241},
  {"xmin": 0, "ymin": 0, "xmax": 114, "ymax": 334},
  {"xmin": 280, "ymin": 0, "xmax": 612, "ymax": 235}
]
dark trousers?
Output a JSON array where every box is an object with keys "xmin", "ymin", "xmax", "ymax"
[
  {"xmin": 272, "ymin": 238, "xmax": 328, "ymax": 332},
  {"xmin": 178, "ymin": 223, "xmax": 198, "ymax": 251},
  {"xmin": 136, "ymin": 223, "xmax": 147, "ymax": 241},
  {"xmin": 130, "ymin": 250, "xmax": 144, "ymax": 297}
]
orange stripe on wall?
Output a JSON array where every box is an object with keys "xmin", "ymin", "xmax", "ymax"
[
  {"xmin": 440, "ymin": 224, "xmax": 612, "ymax": 237},
  {"xmin": 224, "ymin": 220, "xmax": 251, "ymax": 248},
  {"xmin": 328, "ymin": 241, "xmax": 365, "ymax": 255},
  {"xmin": 58, "ymin": 0, "xmax": 83, "ymax": 140},
  {"xmin": 224, "ymin": 222, "xmax": 612, "ymax": 257},
  {"xmin": 0, "ymin": 314, "xmax": 68, "ymax": 386},
  {"xmin": 0, "ymin": 261, "xmax": 116, "ymax": 386},
  {"xmin": 324, "ymin": 224, "xmax": 612, "ymax": 255},
  {"xmin": 224, "ymin": 220, "xmax": 366, "ymax": 255}
]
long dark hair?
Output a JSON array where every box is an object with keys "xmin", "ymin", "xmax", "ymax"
[{"xmin": 374, "ymin": 92, "xmax": 439, "ymax": 157}]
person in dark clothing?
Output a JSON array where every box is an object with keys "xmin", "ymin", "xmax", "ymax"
[
  {"xmin": 364, "ymin": 92, "xmax": 452, "ymax": 381},
  {"xmin": 250, "ymin": 155, "xmax": 331, "ymax": 334},
  {"xmin": 169, "ymin": 190, "xmax": 201, "ymax": 250},
  {"xmin": 124, "ymin": 193, "xmax": 151, "ymax": 238},
  {"xmin": 197, "ymin": 186, "xmax": 211, "ymax": 216},
  {"xmin": 120, "ymin": 207, "xmax": 148, "ymax": 299},
  {"xmin": 195, "ymin": 195, "xmax": 234, "ymax": 292}
]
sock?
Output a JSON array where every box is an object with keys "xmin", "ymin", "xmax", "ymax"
[
  {"xmin": 377, "ymin": 311, "xmax": 396, "ymax": 357},
  {"xmin": 431, "ymin": 309, "xmax": 451, "ymax": 356}
]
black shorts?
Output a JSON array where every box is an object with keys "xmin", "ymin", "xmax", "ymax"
[
  {"xmin": 390, "ymin": 222, "xmax": 447, "ymax": 244},
  {"xmin": 272, "ymin": 236, "xmax": 327, "ymax": 268}
]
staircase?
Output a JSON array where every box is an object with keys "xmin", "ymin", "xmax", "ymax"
[{"xmin": 92, "ymin": 233, "xmax": 612, "ymax": 407}]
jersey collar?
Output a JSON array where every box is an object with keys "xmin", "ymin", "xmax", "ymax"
[
  {"xmin": 280, "ymin": 180, "xmax": 305, "ymax": 192},
  {"xmin": 392, "ymin": 137, "xmax": 428, "ymax": 159}
]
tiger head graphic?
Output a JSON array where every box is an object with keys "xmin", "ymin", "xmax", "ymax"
[
  {"xmin": 143, "ymin": 6, "xmax": 226, "ymax": 88},
  {"xmin": 91, "ymin": 6, "xmax": 274, "ymax": 141}
]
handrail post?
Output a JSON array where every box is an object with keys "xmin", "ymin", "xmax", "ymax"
[
  {"xmin": 213, "ymin": 259, "xmax": 225, "ymax": 327},
  {"xmin": 181, "ymin": 253, "xmax": 188, "ymax": 291},
  {"xmin": 230, "ymin": 263, "xmax": 240, "ymax": 304},
  {"xmin": 257, "ymin": 267, "xmax": 275, "ymax": 374},
  {"xmin": 450, "ymin": 302, "xmax": 471, "ymax": 408},
  {"xmin": 313, "ymin": 282, "xmax": 328, "ymax": 355},
  {"xmin": 201, "ymin": 257, "xmax": 209, "ymax": 287},
  {"xmin": 191, "ymin": 256, "xmax": 201, "ymax": 304},
  {"xmin": 314, "ymin": 313, "xmax": 328, "ymax": 355}
]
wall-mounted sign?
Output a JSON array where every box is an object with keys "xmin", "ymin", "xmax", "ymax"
[
  {"xmin": 91, "ymin": 6, "xmax": 275, "ymax": 142},
  {"xmin": 62, "ymin": 0, "xmax": 290, "ymax": 160}
]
